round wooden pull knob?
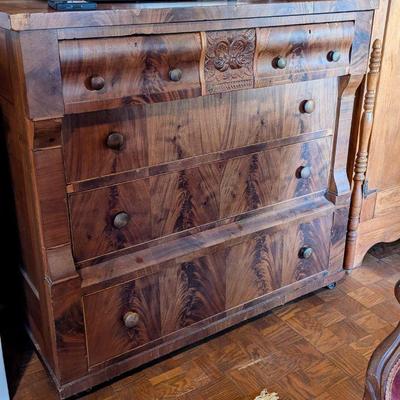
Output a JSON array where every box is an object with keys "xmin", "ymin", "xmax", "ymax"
[
  {"xmin": 106, "ymin": 132, "xmax": 124, "ymax": 151},
  {"xmin": 327, "ymin": 50, "xmax": 341, "ymax": 62},
  {"xmin": 113, "ymin": 212, "xmax": 130, "ymax": 229},
  {"xmin": 299, "ymin": 246, "xmax": 314, "ymax": 260},
  {"xmin": 123, "ymin": 311, "xmax": 140, "ymax": 329},
  {"xmin": 274, "ymin": 56, "xmax": 287, "ymax": 69},
  {"xmin": 88, "ymin": 75, "xmax": 105, "ymax": 91},
  {"xmin": 298, "ymin": 166, "xmax": 311, "ymax": 179},
  {"xmin": 169, "ymin": 68, "xmax": 183, "ymax": 82},
  {"xmin": 302, "ymin": 99, "xmax": 315, "ymax": 114}
]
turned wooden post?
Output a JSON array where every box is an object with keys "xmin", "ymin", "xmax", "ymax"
[{"xmin": 345, "ymin": 39, "xmax": 382, "ymax": 270}]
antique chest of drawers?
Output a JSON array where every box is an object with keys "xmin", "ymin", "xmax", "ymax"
[{"xmin": 0, "ymin": 0, "xmax": 377, "ymax": 398}]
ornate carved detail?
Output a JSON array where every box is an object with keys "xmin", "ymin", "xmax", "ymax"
[
  {"xmin": 204, "ymin": 29, "xmax": 256, "ymax": 94},
  {"xmin": 344, "ymin": 39, "xmax": 382, "ymax": 270}
]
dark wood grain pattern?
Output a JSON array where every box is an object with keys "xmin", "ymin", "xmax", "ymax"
[
  {"xmin": 63, "ymin": 78, "xmax": 336, "ymax": 184},
  {"xmin": 83, "ymin": 209, "xmax": 332, "ymax": 366},
  {"xmin": 160, "ymin": 252, "xmax": 226, "ymax": 336},
  {"xmin": 282, "ymin": 213, "xmax": 332, "ymax": 285},
  {"xmin": 60, "ymin": 24, "xmax": 354, "ymax": 113},
  {"xmin": 0, "ymin": 1, "xmax": 376, "ymax": 398},
  {"xmin": 150, "ymin": 163, "xmax": 221, "ymax": 240},
  {"xmin": 85, "ymin": 272, "xmax": 161, "ymax": 366},
  {"xmin": 69, "ymin": 137, "xmax": 331, "ymax": 261},
  {"xmin": 59, "ymin": 33, "xmax": 202, "ymax": 113},
  {"xmin": 255, "ymin": 22, "xmax": 354, "ymax": 87},
  {"xmin": 9, "ymin": 245, "xmax": 400, "ymax": 400},
  {"xmin": 69, "ymin": 178, "xmax": 152, "ymax": 261}
]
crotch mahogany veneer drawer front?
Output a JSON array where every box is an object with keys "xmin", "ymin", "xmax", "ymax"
[
  {"xmin": 63, "ymin": 78, "xmax": 337, "ymax": 184},
  {"xmin": 83, "ymin": 209, "xmax": 333, "ymax": 366},
  {"xmin": 255, "ymin": 22, "xmax": 354, "ymax": 86},
  {"xmin": 59, "ymin": 32, "xmax": 202, "ymax": 114},
  {"xmin": 59, "ymin": 22, "xmax": 353, "ymax": 113},
  {"xmin": 69, "ymin": 136, "xmax": 331, "ymax": 261}
]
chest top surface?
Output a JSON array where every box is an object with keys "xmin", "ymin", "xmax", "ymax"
[{"xmin": 0, "ymin": 0, "xmax": 379, "ymax": 30}]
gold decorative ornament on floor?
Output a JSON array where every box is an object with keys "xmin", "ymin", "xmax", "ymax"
[{"xmin": 254, "ymin": 389, "xmax": 280, "ymax": 400}]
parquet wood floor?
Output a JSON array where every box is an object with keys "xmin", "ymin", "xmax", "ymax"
[{"xmin": 5, "ymin": 242, "xmax": 400, "ymax": 400}]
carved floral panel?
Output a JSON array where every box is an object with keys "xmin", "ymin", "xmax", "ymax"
[{"xmin": 204, "ymin": 29, "xmax": 256, "ymax": 94}]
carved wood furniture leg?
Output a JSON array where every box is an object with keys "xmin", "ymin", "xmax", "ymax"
[{"xmin": 345, "ymin": 39, "xmax": 382, "ymax": 270}]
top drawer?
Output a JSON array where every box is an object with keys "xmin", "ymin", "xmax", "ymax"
[
  {"xmin": 59, "ymin": 33, "xmax": 202, "ymax": 113},
  {"xmin": 59, "ymin": 22, "xmax": 354, "ymax": 113},
  {"xmin": 255, "ymin": 22, "xmax": 355, "ymax": 86}
]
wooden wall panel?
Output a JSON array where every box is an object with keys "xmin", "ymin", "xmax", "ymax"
[{"xmin": 366, "ymin": 1, "xmax": 400, "ymax": 191}]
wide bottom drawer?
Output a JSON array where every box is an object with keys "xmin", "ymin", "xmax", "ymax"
[{"xmin": 83, "ymin": 208, "xmax": 333, "ymax": 366}]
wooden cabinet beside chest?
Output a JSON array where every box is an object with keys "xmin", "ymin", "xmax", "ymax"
[{"xmin": 0, "ymin": 1, "xmax": 377, "ymax": 398}]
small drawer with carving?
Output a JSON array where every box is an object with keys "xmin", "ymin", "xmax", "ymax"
[
  {"xmin": 69, "ymin": 136, "xmax": 331, "ymax": 261},
  {"xmin": 83, "ymin": 208, "xmax": 332, "ymax": 366},
  {"xmin": 255, "ymin": 22, "xmax": 355, "ymax": 86},
  {"xmin": 59, "ymin": 33, "xmax": 202, "ymax": 114}
]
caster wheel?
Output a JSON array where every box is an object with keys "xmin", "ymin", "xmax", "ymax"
[{"xmin": 326, "ymin": 282, "xmax": 336, "ymax": 290}]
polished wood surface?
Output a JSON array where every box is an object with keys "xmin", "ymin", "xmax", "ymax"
[
  {"xmin": 62, "ymin": 79, "xmax": 336, "ymax": 184},
  {"xmin": 69, "ymin": 137, "xmax": 331, "ymax": 261},
  {"xmin": 84, "ymin": 210, "xmax": 332, "ymax": 366},
  {"xmin": 59, "ymin": 32, "xmax": 202, "ymax": 113},
  {"xmin": 6, "ymin": 244, "xmax": 400, "ymax": 399},
  {"xmin": 345, "ymin": 39, "xmax": 382, "ymax": 269},
  {"xmin": 0, "ymin": 1, "xmax": 375, "ymax": 397},
  {"xmin": 59, "ymin": 23, "xmax": 352, "ymax": 114},
  {"xmin": 346, "ymin": 0, "xmax": 400, "ymax": 268},
  {"xmin": 0, "ymin": 0, "xmax": 379, "ymax": 31}
]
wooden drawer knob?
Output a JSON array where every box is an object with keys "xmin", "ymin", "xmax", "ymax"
[
  {"xmin": 88, "ymin": 75, "xmax": 105, "ymax": 91},
  {"xmin": 298, "ymin": 166, "xmax": 311, "ymax": 179},
  {"xmin": 299, "ymin": 246, "xmax": 313, "ymax": 260},
  {"xmin": 274, "ymin": 56, "xmax": 287, "ymax": 69},
  {"xmin": 169, "ymin": 68, "xmax": 183, "ymax": 82},
  {"xmin": 123, "ymin": 311, "xmax": 140, "ymax": 329},
  {"xmin": 106, "ymin": 132, "xmax": 124, "ymax": 151},
  {"xmin": 327, "ymin": 50, "xmax": 341, "ymax": 62},
  {"xmin": 113, "ymin": 212, "xmax": 130, "ymax": 229},
  {"xmin": 302, "ymin": 99, "xmax": 315, "ymax": 114}
]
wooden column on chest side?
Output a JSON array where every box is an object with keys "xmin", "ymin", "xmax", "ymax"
[{"xmin": 1, "ymin": 28, "xmax": 87, "ymax": 385}]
